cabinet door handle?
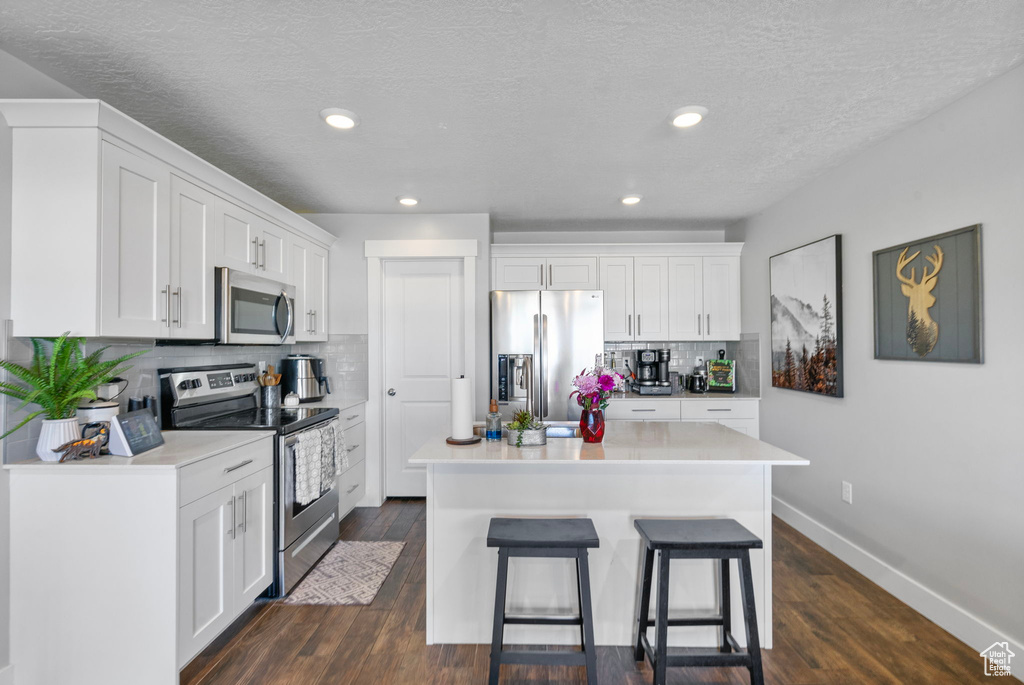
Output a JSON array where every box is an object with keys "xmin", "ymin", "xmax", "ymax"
[
  {"xmin": 345, "ymin": 484, "xmax": 359, "ymax": 495},
  {"xmin": 224, "ymin": 459, "xmax": 253, "ymax": 473},
  {"xmin": 632, "ymin": 408, "xmax": 656, "ymax": 412},
  {"xmin": 348, "ymin": 444, "xmax": 360, "ymax": 451},
  {"xmin": 161, "ymin": 285, "xmax": 171, "ymax": 326},
  {"xmin": 628, "ymin": 314, "xmax": 631, "ymax": 336},
  {"xmin": 549, "ymin": 264, "xmax": 553, "ymax": 286},
  {"xmin": 698, "ymin": 314, "xmax": 702, "ymax": 336},
  {"xmin": 251, "ymin": 237, "xmax": 259, "ymax": 267},
  {"xmin": 239, "ymin": 489, "xmax": 247, "ymax": 532},
  {"xmin": 707, "ymin": 408, "xmax": 732, "ymax": 412},
  {"xmin": 540, "ymin": 264, "xmax": 545, "ymax": 287},
  {"xmin": 312, "ymin": 309, "xmax": 317, "ymax": 334},
  {"xmin": 707, "ymin": 314, "xmax": 711, "ymax": 335},
  {"xmin": 227, "ymin": 497, "xmax": 236, "ymax": 539},
  {"xmin": 260, "ymin": 239, "xmax": 267, "ymax": 270},
  {"xmin": 637, "ymin": 314, "xmax": 641, "ymax": 336},
  {"xmin": 174, "ymin": 286, "xmax": 183, "ymax": 327},
  {"xmin": 345, "ymin": 414, "xmax": 359, "ymax": 420}
]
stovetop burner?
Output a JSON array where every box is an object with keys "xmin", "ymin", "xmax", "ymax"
[{"xmin": 176, "ymin": 405, "xmax": 339, "ymax": 435}]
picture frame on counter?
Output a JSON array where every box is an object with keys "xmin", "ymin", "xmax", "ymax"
[
  {"xmin": 872, "ymin": 224, "xmax": 983, "ymax": 363},
  {"xmin": 769, "ymin": 234, "xmax": 844, "ymax": 398}
]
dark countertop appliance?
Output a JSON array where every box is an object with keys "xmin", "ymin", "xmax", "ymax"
[
  {"xmin": 281, "ymin": 355, "xmax": 331, "ymax": 402},
  {"xmin": 159, "ymin": 363, "xmax": 339, "ymax": 597},
  {"xmin": 635, "ymin": 350, "xmax": 659, "ymax": 386}
]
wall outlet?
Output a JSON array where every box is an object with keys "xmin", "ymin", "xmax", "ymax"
[
  {"xmin": 695, "ymin": 356, "xmax": 705, "ymax": 368},
  {"xmin": 841, "ymin": 481, "xmax": 853, "ymax": 504}
]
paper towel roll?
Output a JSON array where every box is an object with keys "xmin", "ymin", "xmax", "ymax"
[{"xmin": 450, "ymin": 376, "xmax": 473, "ymax": 440}]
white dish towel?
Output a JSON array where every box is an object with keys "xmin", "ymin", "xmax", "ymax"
[{"xmin": 294, "ymin": 428, "xmax": 323, "ymax": 506}]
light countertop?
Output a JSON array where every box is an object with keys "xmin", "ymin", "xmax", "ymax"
[
  {"xmin": 292, "ymin": 396, "xmax": 366, "ymax": 412},
  {"xmin": 4, "ymin": 430, "xmax": 276, "ymax": 472},
  {"xmin": 610, "ymin": 390, "xmax": 760, "ymax": 401},
  {"xmin": 410, "ymin": 420, "xmax": 807, "ymax": 466}
]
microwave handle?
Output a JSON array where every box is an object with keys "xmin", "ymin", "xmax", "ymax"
[{"xmin": 276, "ymin": 290, "xmax": 294, "ymax": 344}]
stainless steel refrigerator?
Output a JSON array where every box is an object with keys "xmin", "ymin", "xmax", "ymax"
[{"xmin": 490, "ymin": 290, "xmax": 604, "ymax": 421}]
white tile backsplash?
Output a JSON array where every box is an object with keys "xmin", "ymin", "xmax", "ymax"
[{"xmin": 1, "ymin": 323, "xmax": 369, "ymax": 463}]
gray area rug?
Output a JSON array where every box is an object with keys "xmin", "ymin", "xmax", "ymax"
[{"xmin": 283, "ymin": 540, "xmax": 405, "ymax": 606}]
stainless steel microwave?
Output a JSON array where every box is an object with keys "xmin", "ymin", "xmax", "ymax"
[{"xmin": 215, "ymin": 267, "xmax": 296, "ymax": 345}]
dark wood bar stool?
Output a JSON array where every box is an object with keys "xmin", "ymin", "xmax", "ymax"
[
  {"xmin": 486, "ymin": 517, "xmax": 600, "ymax": 685},
  {"xmin": 632, "ymin": 518, "xmax": 764, "ymax": 685}
]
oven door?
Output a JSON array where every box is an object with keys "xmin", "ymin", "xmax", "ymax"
[
  {"xmin": 217, "ymin": 267, "xmax": 296, "ymax": 345},
  {"xmin": 280, "ymin": 427, "xmax": 339, "ymax": 551}
]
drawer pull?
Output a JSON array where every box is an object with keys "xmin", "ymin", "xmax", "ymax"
[
  {"xmin": 345, "ymin": 484, "xmax": 359, "ymax": 495},
  {"xmin": 632, "ymin": 409, "xmax": 657, "ymax": 412},
  {"xmin": 224, "ymin": 459, "xmax": 254, "ymax": 473},
  {"xmin": 348, "ymin": 444, "xmax": 360, "ymax": 451},
  {"xmin": 345, "ymin": 414, "xmax": 360, "ymax": 420},
  {"xmin": 707, "ymin": 408, "xmax": 732, "ymax": 412}
]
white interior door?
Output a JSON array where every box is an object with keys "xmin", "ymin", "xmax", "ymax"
[{"xmin": 384, "ymin": 260, "xmax": 465, "ymax": 497}]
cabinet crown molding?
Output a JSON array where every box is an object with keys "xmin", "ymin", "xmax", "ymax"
[
  {"xmin": 0, "ymin": 98, "xmax": 334, "ymax": 248},
  {"xmin": 491, "ymin": 242, "xmax": 743, "ymax": 257}
]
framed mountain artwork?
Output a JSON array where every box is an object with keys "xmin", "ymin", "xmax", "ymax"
[
  {"xmin": 872, "ymin": 224, "xmax": 982, "ymax": 363},
  {"xmin": 769, "ymin": 235, "xmax": 844, "ymax": 397}
]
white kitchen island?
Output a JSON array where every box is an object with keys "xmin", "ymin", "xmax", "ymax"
[{"xmin": 409, "ymin": 420, "xmax": 807, "ymax": 649}]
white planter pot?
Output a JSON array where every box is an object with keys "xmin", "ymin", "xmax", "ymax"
[{"xmin": 37, "ymin": 418, "xmax": 81, "ymax": 462}]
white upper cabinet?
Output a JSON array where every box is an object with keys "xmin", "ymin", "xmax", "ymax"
[
  {"xmin": 1, "ymin": 99, "xmax": 334, "ymax": 339},
  {"xmin": 546, "ymin": 257, "xmax": 599, "ymax": 289},
  {"xmin": 493, "ymin": 257, "xmax": 598, "ymax": 290},
  {"xmin": 216, "ymin": 198, "xmax": 259, "ymax": 272},
  {"xmin": 291, "ymin": 235, "xmax": 329, "ymax": 342},
  {"xmin": 701, "ymin": 256, "xmax": 741, "ymax": 341},
  {"xmin": 633, "ymin": 257, "xmax": 670, "ymax": 341},
  {"xmin": 170, "ymin": 175, "xmax": 216, "ymax": 339},
  {"xmin": 259, "ymin": 220, "xmax": 290, "ymax": 282},
  {"xmin": 667, "ymin": 257, "xmax": 703, "ymax": 340},
  {"xmin": 599, "ymin": 257, "xmax": 634, "ymax": 340},
  {"xmin": 215, "ymin": 199, "xmax": 291, "ymax": 282},
  {"xmin": 99, "ymin": 141, "xmax": 172, "ymax": 338}
]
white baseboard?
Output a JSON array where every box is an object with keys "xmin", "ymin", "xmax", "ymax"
[
  {"xmin": 0, "ymin": 663, "xmax": 13, "ymax": 685},
  {"xmin": 773, "ymin": 496, "xmax": 1023, "ymax": 670}
]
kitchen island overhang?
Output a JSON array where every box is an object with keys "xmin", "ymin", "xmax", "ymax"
[{"xmin": 410, "ymin": 420, "xmax": 808, "ymax": 649}]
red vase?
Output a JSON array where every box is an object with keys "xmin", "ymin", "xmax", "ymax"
[{"xmin": 580, "ymin": 408, "xmax": 605, "ymax": 443}]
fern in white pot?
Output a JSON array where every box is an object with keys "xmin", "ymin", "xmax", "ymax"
[{"xmin": 0, "ymin": 333, "xmax": 146, "ymax": 461}]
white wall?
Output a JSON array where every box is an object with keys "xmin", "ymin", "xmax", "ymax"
[
  {"xmin": 731, "ymin": 64, "xmax": 1024, "ymax": 654},
  {"xmin": 305, "ymin": 213, "xmax": 491, "ymax": 412}
]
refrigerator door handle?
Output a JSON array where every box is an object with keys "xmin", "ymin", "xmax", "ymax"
[
  {"xmin": 533, "ymin": 313, "xmax": 542, "ymax": 419},
  {"xmin": 541, "ymin": 314, "xmax": 549, "ymax": 418}
]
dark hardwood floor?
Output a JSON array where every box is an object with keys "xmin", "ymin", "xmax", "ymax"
[{"xmin": 182, "ymin": 499, "xmax": 994, "ymax": 684}]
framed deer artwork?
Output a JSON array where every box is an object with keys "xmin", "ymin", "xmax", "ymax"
[
  {"xmin": 872, "ymin": 224, "xmax": 983, "ymax": 363},
  {"xmin": 769, "ymin": 234, "xmax": 844, "ymax": 397}
]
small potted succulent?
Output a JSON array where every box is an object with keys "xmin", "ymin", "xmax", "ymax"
[
  {"xmin": 0, "ymin": 333, "xmax": 146, "ymax": 461},
  {"xmin": 505, "ymin": 407, "xmax": 546, "ymax": 448}
]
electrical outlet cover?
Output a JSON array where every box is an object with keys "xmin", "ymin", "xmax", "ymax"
[{"xmin": 842, "ymin": 481, "xmax": 853, "ymax": 504}]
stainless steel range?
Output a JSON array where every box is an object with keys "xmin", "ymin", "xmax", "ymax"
[{"xmin": 159, "ymin": 363, "xmax": 340, "ymax": 597}]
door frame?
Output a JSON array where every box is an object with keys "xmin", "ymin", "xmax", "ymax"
[{"xmin": 365, "ymin": 239, "xmax": 478, "ymax": 506}]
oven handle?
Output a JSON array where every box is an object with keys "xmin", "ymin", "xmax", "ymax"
[{"xmin": 276, "ymin": 289, "xmax": 294, "ymax": 344}]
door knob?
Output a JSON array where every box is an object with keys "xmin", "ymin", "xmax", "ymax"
[{"xmin": 387, "ymin": 388, "xmax": 397, "ymax": 396}]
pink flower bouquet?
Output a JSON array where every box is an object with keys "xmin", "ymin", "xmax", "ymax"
[{"xmin": 570, "ymin": 366, "xmax": 625, "ymax": 411}]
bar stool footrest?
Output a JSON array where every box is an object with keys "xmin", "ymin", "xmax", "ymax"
[
  {"xmin": 503, "ymin": 614, "xmax": 582, "ymax": 626},
  {"xmin": 498, "ymin": 650, "xmax": 588, "ymax": 666}
]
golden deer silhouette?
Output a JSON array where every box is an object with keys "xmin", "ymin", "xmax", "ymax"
[{"xmin": 896, "ymin": 244, "xmax": 943, "ymax": 356}]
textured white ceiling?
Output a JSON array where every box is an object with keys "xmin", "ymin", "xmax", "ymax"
[{"xmin": 1, "ymin": 1, "xmax": 1023, "ymax": 227}]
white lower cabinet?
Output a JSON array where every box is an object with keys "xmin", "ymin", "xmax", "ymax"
[
  {"xmin": 337, "ymin": 403, "xmax": 367, "ymax": 519},
  {"xmin": 178, "ymin": 459, "xmax": 273, "ymax": 667},
  {"xmin": 608, "ymin": 399, "xmax": 759, "ymax": 438},
  {"xmin": 8, "ymin": 433, "xmax": 275, "ymax": 685}
]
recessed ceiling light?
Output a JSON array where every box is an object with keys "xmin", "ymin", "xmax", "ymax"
[
  {"xmin": 670, "ymin": 105, "xmax": 708, "ymax": 128},
  {"xmin": 621, "ymin": 195, "xmax": 642, "ymax": 205},
  {"xmin": 320, "ymin": 108, "xmax": 359, "ymax": 129},
  {"xmin": 397, "ymin": 196, "xmax": 419, "ymax": 206}
]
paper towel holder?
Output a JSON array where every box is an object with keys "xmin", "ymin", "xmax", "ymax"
[{"xmin": 447, "ymin": 375, "xmax": 482, "ymax": 446}]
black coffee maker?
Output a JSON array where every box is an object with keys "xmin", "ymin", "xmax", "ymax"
[
  {"xmin": 656, "ymin": 349, "xmax": 671, "ymax": 387},
  {"xmin": 636, "ymin": 349, "xmax": 658, "ymax": 386}
]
